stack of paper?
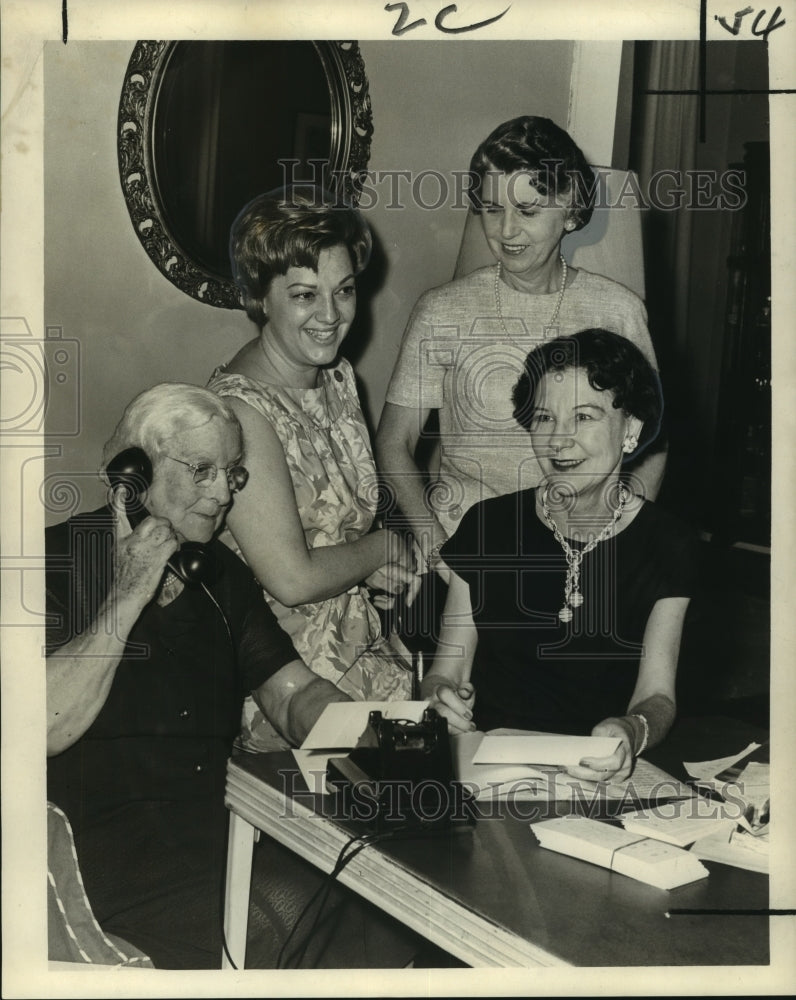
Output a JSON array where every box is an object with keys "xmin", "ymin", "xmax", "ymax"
[
  {"xmin": 732, "ymin": 761, "xmax": 770, "ymax": 829},
  {"xmin": 683, "ymin": 741, "xmax": 763, "ymax": 792},
  {"xmin": 531, "ymin": 816, "xmax": 709, "ymax": 890},
  {"xmin": 452, "ymin": 732, "xmax": 549, "ymax": 799},
  {"xmin": 683, "ymin": 741, "xmax": 770, "ymax": 833},
  {"xmin": 452, "ymin": 730, "xmax": 695, "ymax": 803},
  {"xmin": 690, "ymin": 826, "xmax": 770, "ymax": 875},
  {"xmin": 472, "ymin": 732, "xmax": 622, "ymax": 767},
  {"xmin": 619, "ymin": 799, "xmax": 738, "ymax": 847}
]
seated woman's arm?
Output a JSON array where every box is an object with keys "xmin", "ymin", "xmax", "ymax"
[
  {"xmin": 252, "ymin": 659, "xmax": 352, "ymax": 747},
  {"xmin": 47, "ymin": 515, "xmax": 178, "ymax": 756},
  {"xmin": 420, "ymin": 572, "xmax": 477, "ymax": 733},
  {"xmin": 225, "ymin": 397, "xmax": 415, "ymax": 607},
  {"xmin": 568, "ymin": 596, "xmax": 690, "ymax": 782}
]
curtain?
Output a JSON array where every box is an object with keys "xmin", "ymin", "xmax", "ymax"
[
  {"xmin": 631, "ymin": 41, "xmax": 699, "ymax": 358},
  {"xmin": 629, "ymin": 42, "xmax": 701, "ymax": 519}
]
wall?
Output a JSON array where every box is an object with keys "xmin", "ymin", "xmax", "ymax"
[
  {"xmin": 352, "ymin": 40, "xmax": 573, "ymax": 426},
  {"xmin": 653, "ymin": 41, "xmax": 770, "ymax": 529},
  {"xmin": 43, "ymin": 39, "xmax": 573, "ymax": 521},
  {"xmin": 44, "ymin": 42, "xmax": 253, "ymax": 522}
]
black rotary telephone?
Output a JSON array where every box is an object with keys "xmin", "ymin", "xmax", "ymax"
[
  {"xmin": 325, "ymin": 708, "xmax": 476, "ymax": 834},
  {"xmin": 106, "ymin": 446, "xmax": 219, "ymax": 586}
]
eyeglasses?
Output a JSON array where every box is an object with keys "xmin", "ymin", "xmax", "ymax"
[{"xmin": 165, "ymin": 455, "xmax": 249, "ymax": 493}]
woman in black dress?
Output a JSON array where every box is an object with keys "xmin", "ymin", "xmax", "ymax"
[
  {"xmin": 421, "ymin": 329, "xmax": 698, "ymax": 783},
  {"xmin": 46, "ymin": 382, "xmax": 413, "ymax": 968}
]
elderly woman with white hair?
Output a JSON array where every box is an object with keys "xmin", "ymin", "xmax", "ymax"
[{"xmin": 45, "ymin": 382, "xmax": 416, "ymax": 969}]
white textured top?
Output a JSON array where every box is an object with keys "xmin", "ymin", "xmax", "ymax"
[{"xmin": 385, "ymin": 266, "xmax": 657, "ymax": 537}]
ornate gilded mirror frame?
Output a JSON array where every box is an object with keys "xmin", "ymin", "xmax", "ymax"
[{"xmin": 117, "ymin": 40, "xmax": 373, "ymax": 309}]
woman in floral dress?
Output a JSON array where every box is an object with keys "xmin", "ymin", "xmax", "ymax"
[{"xmin": 208, "ymin": 186, "xmax": 416, "ymax": 750}]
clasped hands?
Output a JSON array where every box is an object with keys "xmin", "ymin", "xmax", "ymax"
[{"xmin": 365, "ymin": 529, "xmax": 423, "ymax": 609}]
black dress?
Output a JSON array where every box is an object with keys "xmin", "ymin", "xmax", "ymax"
[
  {"xmin": 45, "ymin": 506, "xmax": 298, "ymax": 968},
  {"xmin": 440, "ymin": 490, "xmax": 699, "ymax": 734},
  {"xmin": 46, "ymin": 507, "xmax": 420, "ymax": 969}
]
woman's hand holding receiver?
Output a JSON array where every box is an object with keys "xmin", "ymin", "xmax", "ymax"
[{"xmin": 113, "ymin": 502, "xmax": 180, "ymax": 613}]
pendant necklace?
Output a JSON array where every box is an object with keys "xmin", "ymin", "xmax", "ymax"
[
  {"xmin": 494, "ymin": 254, "xmax": 568, "ymax": 347},
  {"xmin": 540, "ymin": 482, "xmax": 628, "ymax": 623}
]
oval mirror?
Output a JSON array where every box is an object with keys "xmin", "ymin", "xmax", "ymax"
[{"xmin": 118, "ymin": 40, "xmax": 373, "ymax": 308}]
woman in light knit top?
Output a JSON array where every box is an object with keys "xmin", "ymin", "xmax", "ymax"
[{"xmin": 376, "ymin": 115, "xmax": 665, "ymax": 582}]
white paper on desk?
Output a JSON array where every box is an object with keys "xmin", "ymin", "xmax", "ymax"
[
  {"xmin": 683, "ymin": 742, "xmax": 761, "ymax": 784},
  {"xmin": 453, "ymin": 733, "xmax": 695, "ymax": 802},
  {"xmin": 556, "ymin": 759, "xmax": 694, "ymax": 802},
  {"xmin": 620, "ymin": 798, "xmax": 738, "ymax": 846},
  {"xmin": 292, "ymin": 749, "xmax": 350, "ymax": 795},
  {"xmin": 299, "ymin": 700, "xmax": 428, "ymax": 751},
  {"xmin": 452, "ymin": 732, "xmax": 548, "ymax": 799},
  {"xmin": 689, "ymin": 826, "xmax": 769, "ymax": 874},
  {"xmin": 473, "ymin": 733, "xmax": 621, "ymax": 767},
  {"xmin": 531, "ymin": 816, "xmax": 709, "ymax": 890},
  {"xmin": 736, "ymin": 761, "xmax": 770, "ymax": 802}
]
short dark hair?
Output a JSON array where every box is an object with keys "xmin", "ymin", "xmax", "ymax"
[
  {"xmin": 468, "ymin": 115, "xmax": 595, "ymax": 230},
  {"xmin": 229, "ymin": 185, "xmax": 372, "ymax": 327},
  {"xmin": 512, "ymin": 329, "xmax": 663, "ymax": 458}
]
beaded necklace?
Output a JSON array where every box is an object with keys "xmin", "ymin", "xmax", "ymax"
[
  {"xmin": 540, "ymin": 481, "xmax": 628, "ymax": 623},
  {"xmin": 494, "ymin": 254, "xmax": 568, "ymax": 345}
]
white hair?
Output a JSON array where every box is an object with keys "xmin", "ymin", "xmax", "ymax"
[{"xmin": 100, "ymin": 382, "xmax": 241, "ymax": 481}]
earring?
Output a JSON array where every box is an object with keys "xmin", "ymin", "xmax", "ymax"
[
  {"xmin": 622, "ymin": 434, "xmax": 638, "ymax": 454},
  {"xmin": 564, "ymin": 220, "xmax": 576, "ymax": 231}
]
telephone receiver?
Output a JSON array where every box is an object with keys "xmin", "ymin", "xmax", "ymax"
[{"xmin": 106, "ymin": 446, "xmax": 218, "ymax": 587}]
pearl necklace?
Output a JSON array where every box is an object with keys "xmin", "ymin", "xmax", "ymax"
[
  {"xmin": 540, "ymin": 481, "xmax": 628, "ymax": 623},
  {"xmin": 156, "ymin": 568, "xmax": 185, "ymax": 607},
  {"xmin": 494, "ymin": 254, "xmax": 568, "ymax": 344}
]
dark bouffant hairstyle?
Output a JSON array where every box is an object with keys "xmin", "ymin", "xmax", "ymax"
[
  {"xmin": 229, "ymin": 185, "xmax": 372, "ymax": 328},
  {"xmin": 512, "ymin": 329, "xmax": 663, "ymax": 458},
  {"xmin": 468, "ymin": 115, "xmax": 595, "ymax": 230}
]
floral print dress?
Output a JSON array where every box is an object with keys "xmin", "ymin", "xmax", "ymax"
[{"xmin": 208, "ymin": 358, "xmax": 412, "ymax": 751}]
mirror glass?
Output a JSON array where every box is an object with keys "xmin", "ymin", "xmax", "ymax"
[
  {"xmin": 154, "ymin": 41, "xmax": 332, "ymax": 278},
  {"xmin": 119, "ymin": 40, "xmax": 372, "ymax": 308}
]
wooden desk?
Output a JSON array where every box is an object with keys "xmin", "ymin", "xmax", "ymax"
[{"xmin": 223, "ymin": 717, "xmax": 769, "ymax": 969}]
